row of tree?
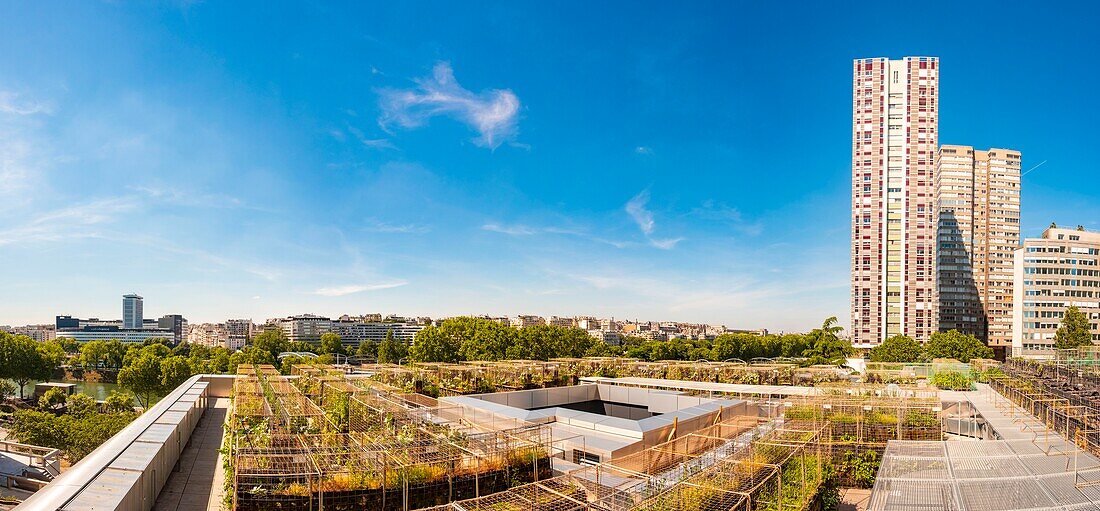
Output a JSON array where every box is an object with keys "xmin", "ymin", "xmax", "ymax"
[
  {"xmin": 397, "ymin": 316, "xmax": 855, "ymax": 365},
  {"xmin": 0, "ymin": 332, "xmax": 205, "ymax": 407},
  {"xmin": 868, "ymin": 330, "xmax": 994, "ymax": 363}
]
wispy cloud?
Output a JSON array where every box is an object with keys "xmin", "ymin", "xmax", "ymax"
[
  {"xmin": 690, "ymin": 200, "xmax": 764, "ymax": 236},
  {"xmin": 0, "ymin": 91, "xmax": 52, "ymax": 116},
  {"xmin": 129, "ymin": 185, "xmax": 254, "ymax": 210},
  {"xmin": 635, "ymin": 146, "xmax": 653, "ymax": 155},
  {"xmin": 346, "ymin": 125, "xmax": 396, "ymax": 150},
  {"xmin": 378, "ymin": 62, "xmax": 520, "ymax": 149},
  {"xmin": 0, "ymin": 197, "xmax": 138, "ymax": 246},
  {"xmin": 364, "ymin": 219, "xmax": 431, "ymax": 234},
  {"xmin": 0, "ymin": 91, "xmax": 52, "ymax": 201},
  {"xmin": 481, "ymin": 223, "xmax": 540, "ymax": 236},
  {"xmin": 482, "ymin": 222, "xmax": 632, "ymax": 248},
  {"xmin": 625, "ymin": 190, "xmax": 683, "ymax": 249},
  {"xmin": 313, "ymin": 281, "xmax": 408, "ymax": 297}
]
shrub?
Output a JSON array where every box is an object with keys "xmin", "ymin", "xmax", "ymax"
[{"xmin": 931, "ymin": 371, "xmax": 972, "ymax": 391}]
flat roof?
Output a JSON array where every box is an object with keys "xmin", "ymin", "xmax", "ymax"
[{"xmin": 584, "ymin": 376, "xmax": 821, "ymax": 397}]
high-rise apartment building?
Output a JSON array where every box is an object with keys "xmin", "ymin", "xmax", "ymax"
[
  {"xmin": 1013, "ymin": 226, "xmax": 1100, "ymax": 355},
  {"xmin": 122, "ymin": 294, "xmax": 143, "ymax": 329},
  {"xmin": 936, "ymin": 146, "xmax": 1021, "ymax": 347},
  {"xmin": 851, "ymin": 56, "xmax": 939, "ymax": 346}
]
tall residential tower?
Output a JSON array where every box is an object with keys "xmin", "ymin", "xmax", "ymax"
[
  {"xmin": 851, "ymin": 57, "xmax": 939, "ymax": 346},
  {"xmin": 936, "ymin": 146, "xmax": 1021, "ymax": 348}
]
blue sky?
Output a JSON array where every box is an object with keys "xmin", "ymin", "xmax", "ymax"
[{"xmin": 1, "ymin": 2, "xmax": 1098, "ymax": 331}]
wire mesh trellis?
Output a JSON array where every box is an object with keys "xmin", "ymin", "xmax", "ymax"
[{"xmin": 230, "ymin": 364, "xmax": 555, "ymax": 511}]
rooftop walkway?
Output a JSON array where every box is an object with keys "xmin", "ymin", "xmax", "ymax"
[
  {"xmin": 869, "ymin": 384, "xmax": 1100, "ymax": 511},
  {"xmin": 154, "ymin": 397, "xmax": 229, "ymax": 511}
]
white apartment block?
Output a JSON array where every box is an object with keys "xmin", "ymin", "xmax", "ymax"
[
  {"xmin": 851, "ymin": 56, "xmax": 939, "ymax": 346},
  {"xmin": 187, "ymin": 323, "xmax": 229, "ymax": 348},
  {"xmin": 225, "ymin": 319, "xmax": 252, "ymax": 350},
  {"xmin": 330, "ymin": 320, "xmax": 424, "ymax": 346},
  {"xmin": 8, "ymin": 324, "xmax": 56, "ymax": 342},
  {"xmin": 936, "ymin": 146, "xmax": 1021, "ymax": 348},
  {"xmin": 546, "ymin": 316, "xmax": 574, "ymax": 327},
  {"xmin": 1013, "ymin": 226, "xmax": 1100, "ymax": 355},
  {"xmin": 510, "ymin": 315, "xmax": 545, "ymax": 328},
  {"xmin": 279, "ymin": 315, "xmax": 332, "ymax": 343},
  {"xmin": 587, "ymin": 329, "xmax": 622, "ymax": 345}
]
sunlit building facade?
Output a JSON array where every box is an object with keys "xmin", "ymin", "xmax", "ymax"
[{"xmin": 851, "ymin": 56, "xmax": 939, "ymax": 346}]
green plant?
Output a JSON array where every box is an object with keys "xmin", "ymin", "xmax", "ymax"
[
  {"xmin": 838, "ymin": 450, "xmax": 880, "ymax": 488},
  {"xmin": 904, "ymin": 410, "xmax": 939, "ymax": 428},
  {"xmin": 931, "ymin": 371, "xmax": 972, "ymax": 391}
]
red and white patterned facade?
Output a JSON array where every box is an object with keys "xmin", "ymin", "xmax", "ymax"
[{"xmin": 851, "ymin": 57, "xmax": 939, "ymax": 346}]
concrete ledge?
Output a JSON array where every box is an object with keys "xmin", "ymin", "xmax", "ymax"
[{"xmin": 16, "ymin": 375, "xmax": 214, "ymax": 511}]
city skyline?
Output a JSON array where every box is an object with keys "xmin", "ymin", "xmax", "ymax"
[{"xmin": 2, "ymin": 2, "xmax": 1099, "ymax": 331}]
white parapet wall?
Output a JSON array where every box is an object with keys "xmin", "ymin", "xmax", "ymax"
[{"xmin": 15, "ymin": 374, "xmax": 233, "ymax": 511}]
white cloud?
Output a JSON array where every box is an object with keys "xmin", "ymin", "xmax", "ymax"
[
  {"xmin": 313, "ymin": 282, "xmax": 408, "ymax": 297},
  {"xmin": 625, "ymin": 190, "xmax": 682, "ymax": 249},
  {"xmin": 0, "ymin": 91, "xmax": 52, "ymax": 116},
  {"xmin": 346, "ymin": 125, "xmax": 396, "ymax": 150},
  {"xmin": 635, "ymin": 146, "xmax": 653, "ymax": 155},
  {"xmin": 691, "ymin": 200, "xmax": 763, "ymax": 236},
  {"xmin": 0, "ymin": 197, "xmax": 138, "ymax": 246},
  {"xmin": 482, "ymin": 221, "xmax": 633, "ymax": 248},
  {"xmin": 378, "ymin": 62, "xmax": 520, "ymax": 149},
  {"xmin": 0, "ymin": 91, "xmax": 52, "ymax": 201},
  {"xmin": 481, "ymin": 223, "xmax": 538, "ymax": 236},
  {"xmin": 625, "ymin": 191, "xmax": 655, "ymax": 235},
  {"xmin": 364, "ymin": 219, "xmax": 431, "ymax": 234}
]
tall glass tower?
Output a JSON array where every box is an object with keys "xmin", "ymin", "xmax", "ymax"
[{"xmin": 123, "ymin": 294, "xmax": 143, "ymax": 329}]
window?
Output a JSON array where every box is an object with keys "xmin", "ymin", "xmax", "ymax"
[{"xmin": 572, "ymin": 450, "xmax": 601, "ymax": 466}]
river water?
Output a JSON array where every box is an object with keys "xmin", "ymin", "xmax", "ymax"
[{"xmin": 7, "ymin": 379, "xmax": 130, "ymax": 402}]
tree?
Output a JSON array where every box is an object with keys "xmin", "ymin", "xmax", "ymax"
[
  {"xmin": 39, "ymin": 387, "xmax": 68, "ymax": 412},
  {"xmin": 118, "ymin": 351, "xmax": 164, "ymax": 408},
  {"xmin": 0, "ymin": 333, "xmax": 53, "ymax": 399},
  {"xmin": 869, "ymin": 335, "xmax": 924, "ymax": 363},
  {"xmin": 67, "ymin": 393, "xmax": 98, "ymax": 417},
  {"xmin": 252, "ymin": 329, "xmax": 289, "ymax": 360},
  {"xmin": 38, "ymin": 340, "xmax": 67, "ymax": 374},
  {"xmin": 229, "ymin": 345, "xmax": 275, "ymax": 373},
  {"xmin": 379, "ymin": 329, "xmax": 409, "ymax": 363},
  {"xmin": 103, "ymin": 339, "xmax": 127, "ymax": 369},
  {"xmin": 1055, "ymin": 305, "xmax": 1094, "ymax": 350},
  {"xmin": 280, "ymin": 354, "xmax": 309, "ymax": 375},
  {"xmin": 54, "ymin": 337, "xmax": 80, "ymax": 353},
  {"xmin": 285, "ymin": 341, "xmax": 318, "ymax": 354},
  {"xmin": 0, "ymin": 379, "xmax": 16, "ymax": 402},
  {"xmin": 80, "ymin": 340, "xmax": 109, "ymax": 370},
  {"xmin": 104, "ymin": 391, "xmax": 135, "ymax": 413},
  {"xmin": 356, "ymin": 339, "xmax": 378, "ymax": 359},
  {"xmin": 924, "ymin": 330, "xmax": 993, "ymax": 363},
  {"xmin": 160, "ymin": 356, "xmax": 193, "ymax": 391},
  {"xmin": 802, "ymin": 317, "xmax": 854, "ymax": 363},
  {"xmin": 320, "ymin": 332, "xmax": 346, "ymax": 356}
]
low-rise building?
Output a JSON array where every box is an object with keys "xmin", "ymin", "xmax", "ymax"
[
  {"xmin": 1013, "ymin": 226, "xmax": 1100, "ymax": 356},
  {"xmin": 330, "ymin": 320, "xmax": 424, "ymax": 346},
  {"xmin": 278, "ymin": 315, "xmax": 332, "ymax": 343},
  {"xmin": 226, "ymin": 319, "xmax": 252, "ymax": 350},
  {"xmin": 546, "ymin": 316, "xmax": 574, "ymax": 327},
  {"xmin": 587, "ymin": 329, "xmax": 622, "ymax": 345},
  {"xmin": 510, "ymin": 315, "xmax": 544, "ymax": 328},
  {"xmin": 5, "ymin": 324, "xmax": 56, "ymax": 342},
  {"xmin": 187, "ymin": 323, "xmax": 229, "ymax": 347}
]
